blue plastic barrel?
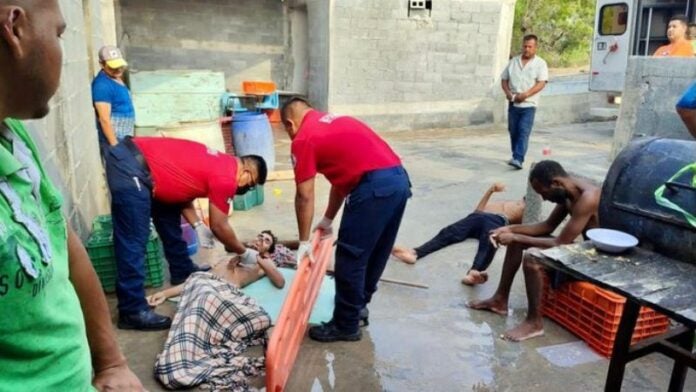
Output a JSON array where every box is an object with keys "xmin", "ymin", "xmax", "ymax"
[{"xmin": 231, "ymin": 112, "xmax": 275, "ymax": 171}]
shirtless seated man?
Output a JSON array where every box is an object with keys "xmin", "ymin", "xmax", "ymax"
[
  {"xmin": 392, "ymin": 182, "xmax": 524, "ymax": 285},
  {"xmin": 467, "ymin": 160, "xmax": 600, "ymax": 341}
]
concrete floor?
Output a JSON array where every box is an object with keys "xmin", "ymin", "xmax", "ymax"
[{"xmin": 111, "ymin": 120, "xmax": 696, "ymax": 391}]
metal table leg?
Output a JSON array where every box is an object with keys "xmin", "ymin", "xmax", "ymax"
[
  {"xmin": 668, "ymin": 328, "xmax": 695, "ymax": 392},
  {"xmin": 605, "ymin": 299, "xmax": 640, "ymax": 392}
]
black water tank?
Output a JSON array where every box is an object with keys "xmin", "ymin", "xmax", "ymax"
[{"xmin": 600, "ymin": 138, "xmax": 696, "ymax": 262}]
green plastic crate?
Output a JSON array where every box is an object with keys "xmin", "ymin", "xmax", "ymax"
[
  {"xmin": 91, "ymin": 215, "xmax": 113, "ymax": 233},
  {"xmin": 90, "ymin": 214, "xmax": 156, "ymax": 234},
  {"xmin": 87, "ymin": 229, "xmax": 164, "ymax": 293},
  {"xmin": 233, "ymin": 185, "xmax": 264, "ymax": 211}
]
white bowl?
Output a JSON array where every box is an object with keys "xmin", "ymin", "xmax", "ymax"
[{"xmin": 587, "ymin": 228, "xmax": 639, "ymax": 253}]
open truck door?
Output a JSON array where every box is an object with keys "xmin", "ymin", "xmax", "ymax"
[{"xmin": 590, "ymin": 1, "xmax": 634, "ymax": 92}]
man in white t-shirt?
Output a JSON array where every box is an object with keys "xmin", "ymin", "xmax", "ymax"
[{"xmin": 501, "ymin": 34, "xmax": 548, "ymax": 170}]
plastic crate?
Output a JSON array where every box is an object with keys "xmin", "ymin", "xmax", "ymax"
[
  {"xmin": 91, "ymin": 215, "xmax": 113, "ymax": 233},
  {"xmin": 242, "ymin": 80, "xmax": 276, "ymax": 95},
  {"xmin": 542, "ymin": 275, "xmax": 669, "ymax": 357},
  {"xmin": 87, "ymin": 230, "xmax": 165, "ymax": 293},
  {"xmin": 264, "ymin": 109, "xmax": 281, "ymax": 123},
  {"xmin": 233, "ymin": 185, "xmax": 264, "ymax": 211}
]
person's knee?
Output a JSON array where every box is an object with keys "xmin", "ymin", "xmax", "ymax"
[{"xmin": 522, "ymin": 256, "xmax": 543, "ymax": 274}]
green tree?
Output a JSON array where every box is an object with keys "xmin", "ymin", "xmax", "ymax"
[{"xmin": 512, "ymin": 0, "xmax": 596, "ymax": 67}]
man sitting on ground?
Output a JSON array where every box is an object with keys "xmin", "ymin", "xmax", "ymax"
[
  {"xmin": 149, "ymin": 232, "xmax": 285, "ymax": 390},
  {"xmin": 467, "ymin": 160, "xmax": 600, "ymax": 341},
  {"xmin": 392, "ymin": 182, "xmax": 524, "ymax": 285}
]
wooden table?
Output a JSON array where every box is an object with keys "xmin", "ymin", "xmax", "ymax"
[{"xmin": 532, "ymin": 242, "xmax": 696, "ymax": 392}]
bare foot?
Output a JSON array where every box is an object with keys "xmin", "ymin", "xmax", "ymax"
[
  {"xmin": 502, "ymin": 319, "xmax": 544, "ymax": 342},
  {"xmin": 461, "ymin": 270, "xmax": 488, "ymax": 285},
  {"xmin": 466, "ymin": 296, "xmax": 508, "ymax": 316},
  {"xmin": 391, "ymin": 246, "xmax": 417, "ymax": 264}
]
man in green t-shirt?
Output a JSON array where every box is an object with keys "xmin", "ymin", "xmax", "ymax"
[{"xmin": 0, "ymin": 1, "xmax": 143, "ymax": 390}]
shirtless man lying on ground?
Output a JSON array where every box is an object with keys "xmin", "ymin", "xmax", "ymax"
[
  {"xmin": 392, "ymin": 182, "xmax": 524, "ymax": 285},
  {"xmin": 467, "ymin": 160, "xmax": 600, "ymax": 341},
  {"xmin": 148, "ymin": 230, "xmax": 286, "ymax": 306},
  {"xmin": 148, "ymin": 231, "xmax": 286, "ymax": 390}
]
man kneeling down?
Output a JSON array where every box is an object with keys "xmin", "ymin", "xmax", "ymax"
[{"xmin": 467, "ymin": 160, "xmax": 600, "ymax": 341}]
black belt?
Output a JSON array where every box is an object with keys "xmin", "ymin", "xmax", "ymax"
[{"xmin": 122, "ymin": 136, "xmax": 151, "ymax": 178}]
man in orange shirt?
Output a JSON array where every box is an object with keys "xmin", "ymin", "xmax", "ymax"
[{"xmin": 654, "ymin": 15, "xmax": 694, "ymax": 57}]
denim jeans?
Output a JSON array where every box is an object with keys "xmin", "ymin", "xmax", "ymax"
[
  {"xmin": 104, "ymin": 142, "xmax": 194, "ymax": 315},
  {"xmin": 508, "ymin": 105, "xmax": 537, "ymax": 163},
  {"xmin": 414, "ymin": 211, "xmax": 506, "ymax": 271},
  {"xmin": 333, "ymin": 166, "xmax": 411, "ymax": 333}
]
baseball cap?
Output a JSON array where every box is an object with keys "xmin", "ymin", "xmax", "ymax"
[{"xmin": 98, "ymin": 46, "xmax": 128, "ymax": 69}]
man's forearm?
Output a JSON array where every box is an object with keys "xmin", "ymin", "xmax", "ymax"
[
  {"xmin": 511, "ymin": 233, "xmax": 558, "ymax": 249},
  {"xmin": 295, "ymin": 192, "xmax": 314, "ymax": 241},
  {"xmin": 677, "ymin": 107, "xmax": 696, "ymax": 139},
  {"xmin": 213, "ymin": 224, "xmax": 246, "ymax": 254},
  {"xmin": 181, "ymin": 202, "xmax": 199, "ymax": 225},
  {"xmin": 98, "ymin": 118, "xmax": 118, "ymax": 146},
  {"xmin": 508, "ymin": 221, "xmax": 553, "ymax": 237},
  {"xmin": 474, "ymin": 188, "xmax": 494, "ymax": 211},
  {"xmin": 501, "ymin": 79, "xmax": 512, "ymax": 98},
  {"xmin": 523, "ymin": 81, "xmax": 546, "ymax": 99},
  {"xmin": 323, "ymin": 186, "xmax": 344, "ymax": 220},
  {"xmin": 67, "ymin": 226, "xmax": 126, "ymax": 373}
]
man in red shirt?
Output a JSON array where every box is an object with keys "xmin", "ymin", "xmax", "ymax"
[
  {"xmin": 282, "ymin": 97, "xmax": 411, "ymax": 342},
  {"xmin": 104, "ymin": 136, "xmax": 267, "ymax": 330}
]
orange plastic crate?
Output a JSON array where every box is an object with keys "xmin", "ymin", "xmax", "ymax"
[
  {"xmin": 242, "ymin": 80, "xmax": 276, "ymax": 95},
  {"xmin": 264, "ymin": 109, "xmax": 282, "ymax": 123},
  {"xmin": 542, "ymin": 275, "xmax": 669, "ymax": 357}
]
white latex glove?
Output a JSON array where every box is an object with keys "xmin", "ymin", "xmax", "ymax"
[
  {"xmin": 194, "ymin": 222, "xmax": 215, "ymax": 249},
  {"xmin": 313, "ymin": 216, "xmax": 333, "ymax": 240},
  {"xmin": 296, "ymin": 241, "xmax": 314, "ymax": 265},
  {"xmin": 240, "ymin": 248, "xmax": 259, "ymax": 265}
]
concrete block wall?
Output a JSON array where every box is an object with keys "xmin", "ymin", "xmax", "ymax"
[
  {"xmin": 612, "ymin": 57, "xmax": 696, "ymax": 158},
  {"xmin": 534, "ymin": 75, "xmax": 609, "ymax": 126},
  {"xmin": 27, "ymin": 0, "xmax": 109, "ymax": 239},
  {"xmin": 118, "ymin": 0, "xmax": 288, "ymax": 93},
  {"xmin": 327, "ymin": 0, "xmax": 516, "ymax": 131},
  {"xmin": 304, "ymin": 0, "xmax": 332, "ymax": 110}
]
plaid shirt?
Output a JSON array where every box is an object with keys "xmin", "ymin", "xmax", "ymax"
[
  {"xmin": 110, "ymin": 114, "xmax": 135, "ymax": 141},
  {"xmin": 154, "ymin": 272, "xmax": 271, "ymax": 391}
]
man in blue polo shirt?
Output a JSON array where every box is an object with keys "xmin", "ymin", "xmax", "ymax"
[{"xmin": 92, "ymin": 46, "xmax": 135, "ymax": 151}]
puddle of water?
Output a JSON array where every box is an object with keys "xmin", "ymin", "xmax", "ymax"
[{"xmin": 325, "ymin": 351, "xmax": 336, "ymax": 389}]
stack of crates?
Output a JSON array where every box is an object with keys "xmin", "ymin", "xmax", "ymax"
[
  {"xmin": 86, "ymin": 215, "xmax": 165, "ymax": 293},
  {"xmin": 542, "ymin": 275, "xmax": 669, "ymax": 357},
  {"xmin": 233, "ymin": 185, "xmax": 265, "ymax": 211}
]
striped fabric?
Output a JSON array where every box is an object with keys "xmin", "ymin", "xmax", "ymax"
[{"xmin": 154, "ymin": 272, "xmax": 271, "ymax": 391}]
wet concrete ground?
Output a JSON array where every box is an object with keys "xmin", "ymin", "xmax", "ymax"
[{"xmin": 112, "ymin": 120, "xmax": 696, "ymax": 391}]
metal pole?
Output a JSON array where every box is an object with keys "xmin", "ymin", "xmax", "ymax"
[{"xmin": 644, "ymin": 7, "xmax": 653, "ymax": 56}]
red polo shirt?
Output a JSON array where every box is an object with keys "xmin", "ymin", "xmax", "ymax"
[
  {"xmin": 133, "ymin": 137, "xmax": 238, "ymax": 214},
  {"xmin": 291, "ymin": 110, "xmax": 401, "ymax": 196}
]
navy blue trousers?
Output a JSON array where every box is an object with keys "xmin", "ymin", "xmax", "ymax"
[
  {"xmin": 333, "ymin": 166, "xmax": 411, "ymax": 333},
  {"xmin": 104, "ymin": 142, "xmax": 194, "ymax": 315},
  {"xmin": 508, "ymin": 105, "xmax": 536, "ymax": 163},
  {"xmin": 414, "ymin": 211, "xmax": 506, "ymax": 271}
]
